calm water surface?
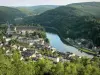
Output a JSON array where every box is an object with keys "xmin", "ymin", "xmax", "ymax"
[{"xmin": 46, "ymin": 32, "xmax": 93, "ymax": 58}]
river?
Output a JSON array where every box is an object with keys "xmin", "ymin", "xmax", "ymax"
[{"xmin": 46, "ymin": 32, "xmax": 93, "ymax": 58}]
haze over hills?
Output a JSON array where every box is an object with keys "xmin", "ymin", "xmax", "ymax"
[
  {"xmin": 23, "ymin": 2, "xmax": 100, "ymax": 46},
  {"xmin": 0, "ymin": 5, "xmax": 59, "ymax": 24},
  {"xmin": 0, "ymin": 6, "xmax": 25, "ymax": 24},
  {"xmin": 16, "ymin": 5, "xmax": 59, "ymax": 16}
]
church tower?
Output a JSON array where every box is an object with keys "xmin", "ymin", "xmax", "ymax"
[{"xmin": 6, "ymin": 21, "xmax": 12, "ymax": 35}]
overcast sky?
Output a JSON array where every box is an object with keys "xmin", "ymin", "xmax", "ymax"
[{"xmin": 0, "ymin": 0, "xmax": 100, "ymax": 6}]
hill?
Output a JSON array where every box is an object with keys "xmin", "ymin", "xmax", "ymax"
[
  {"xmin": 16, "ymin": 5, "xmax": 59, "ymax": 16},
  {"xmin": 68, "ymin": 2, "xmax": 100, "ymax": 18},
  {"xmin": 23, "ymin": 2, "xmax": 100, "ymax": 46},
  {"xmin": 0, "ymin": 6, "xmax": 25, "ymax": 24}
]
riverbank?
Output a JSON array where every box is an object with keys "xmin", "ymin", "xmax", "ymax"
[
  {"xmin": 46, "ymin": 32, "xmax": 93, "ymax": 58},
  {"xmin": 45, "ymin": 26, "xmax": 97, "ymax": 56},
  {"xmin": 79, "ymin": 48, "xmax": 97, "ymax": 55}
]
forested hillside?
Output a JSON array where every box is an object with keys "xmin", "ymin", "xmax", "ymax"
[
  {"xmin": 0, "ymin": 6, "xmax": 25, "ymax": 24},
  {"xmin": 16, "ymin": 5, "xmax": 59, "ymax": 16},
  {"xmin": 23, "ymin": 2, "xmax": 100, "ymax": 46},
  {"xmin": 68, "ymin": 2, "xmax": 100, "ymax": 18}
]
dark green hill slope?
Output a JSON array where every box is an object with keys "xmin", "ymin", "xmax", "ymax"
[
  {"xmin": 0, "ymin": 6, "xmax": 25, "ymax": 24},
  {"xmin": 68, "ymin": 2, "xmax": 100, "ymax": 18},
  {"xmin": 23, "ymin": 2, "xmax": 100, "ymax": 46}
]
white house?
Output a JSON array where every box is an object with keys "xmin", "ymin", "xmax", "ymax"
[
  {"xmin": 0, "ymin": 43, "xmax": 3, "ymax": 47},
  {"xmin": 23, "ymin": 47, "xmax": 27, "ymax": 51},
  {"xmin": 12, "ymin": 45, "xmax": 18, "ymax": 50},
  {"xmin": 29, "ymin": 43, "xmax": 34, "ymax": 46},
  {"xmin": 20, "ymin": 57, "xmax": 24, "ymax": 60},
  {"xmin": 69, "ymin": 53, "xmax": 76, "ymax": 57},
  {"xmin": 3, "ymin": 36, "xmax": 6, "ymax": 39},
  {"xmin": 56, "ymin": 57, "xmax": 60, "ymax": 62},
  {"xmin": 51, "ymin": 48, "xmax": 56, "ymax": 53},
  {"xmin": 30, "ymin": 54, "xmax": 36, "ymax": 58},
  {"xmin": 5, "ymin": 38, "xmax": 11, "ymax": 42}
]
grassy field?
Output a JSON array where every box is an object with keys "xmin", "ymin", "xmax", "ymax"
[{"xmin": 79, "ymin": 48, "xmax": 97, "ymax": 55}]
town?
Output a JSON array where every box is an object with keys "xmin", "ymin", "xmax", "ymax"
[{"xmin": 0, "ymin": 23, "xmax": 85, "ymax": 64}]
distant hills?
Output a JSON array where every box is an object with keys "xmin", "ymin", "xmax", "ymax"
[
  {"xmin": 0, "ymin": 2, "xmax": 100, "ymax": 46},
  {"xmin": 68, "ymin": 2, "xmax": 100, "ymax": 18},
  {"xmin": 16, "ymin": 5, "xmax": 59, "ymax": 16},
  {"xmin": 23, "ymin": 2, "xmax": 100, "ymax": 46},
  {"xmin": 0, "ymin": 6, "xmax": 25, "ymax": 24},
  {"xmin": 0, "ymin": 5, "xmax": 59, "ymax": 24}
]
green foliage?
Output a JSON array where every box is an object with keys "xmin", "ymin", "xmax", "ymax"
[
  {"xmin": 38, "ymin": 31, "xmax": 46, "ymax": 39},
  {"xmin": 52, "ymin": 62, "xmax": 64, "ymax": 75},
  {"xmin": 35, "ymin": 59, "xmax": 53, "ymax": 75},
  {"xmin": 31, "ymin": 31, "xmax": 46, "ymax": 39},
  {"xmin": 39, "ymin": 49, "xmax": 57, "ymax": 57},
  {"xmin": 0, "ymin": 47, "xmax": 100, "ymax": 75},
  {"xmin": 79, "ymin": 48, "xmax": 96, "ymax": 55},
  {"xmin": 44, "ymin": 38, "xmax": 49, "ymax": 43}
]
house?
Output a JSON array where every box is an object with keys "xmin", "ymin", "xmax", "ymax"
[
  {"xmin": 23, "ymin": 47, "xmax": 27, "ymax": 51},
  {"xmin": 51, "ymin": 48, "xmax": 56, "ymax": 53},
  {"xmin": 6, "ymin": 50, "xmax": 12, "ymax": 56},
  {"xmin": 29, "ymin": 43, "xmax": 34, "ymax": 46},
  {"xmin": 3, "ymin": 36, "xmax": 6, "ymax": 39},
  {"xmin": 68, "ymin": 53, "xmax": 76, "ymax": 57},
  {"xmin": 12, "ymin": 34, "xmax": 19, "ymax": 39},
  {"xmin": 47, "ymin": 56, "xmax": 60, "ymax": 63},
  {"xmin": 20, "ymin": 57, "xmax": 24, "ymax": 60},
  {"xmin": 39, "ymin": 39, "xmax": 45, "ymax": 45},
  {"xmin": 0, "ymin": 43, "xmax": 3, "ymax": 47},
  {"xmin": 6, "ymin": 23, "xmax": 14, "ymax": 35},
  {"xmin": 18, "ymin": 46, "xmax": 21, "ymax": 50},
  {"xmin": 56, "ymin": 57, "xmax": 60, "ymax": 62},
  {"xmin": 2, "ymin": 47, "xmax": 5, "ymax": 50},
  {"xmin": 18, "ymin": 37, "xmax": 36, "ymax": 44},
  {"xmin": 36, "ymin": 53, "xmax": 42, "ymax": 58},
  {"xmin": 14, "ymin": 26, "xmax": 43, "ymax": 34},
  {"xmin": 21, "ymin": 50, "xmax": 35, "ymax": 58},
  {"xmin": 12, "ymin": 45, "xmax": 18, "ymax": 50},
  {"xmin": 5, "ymin": 38, "xmax": 11, "ymax": 42},
  {"xmin": 30, "ymin": 54, "xmax": 36, "ymax": 58}
]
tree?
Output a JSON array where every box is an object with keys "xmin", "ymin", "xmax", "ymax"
[
  {"xmin": 35, "ymin": 59, "xmax": 53, "ymax": 75},
  {"xmin": 45, "ymin": 38, "xmax": 49, "ymax": 43},
  {"xmin": 52, "ymin": 62, "xmax": 64, "ymax": 75}
]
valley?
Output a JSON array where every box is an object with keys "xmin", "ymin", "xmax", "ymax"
[
  {"xmin": 22, "ymin": 2, "xmax": 100, "ymax": 51},
  {"xmin": 0, "ymin": 2, "xmax": 100, "ymax": 75}
]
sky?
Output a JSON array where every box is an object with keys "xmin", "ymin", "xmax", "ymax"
[{"xmin": 0, "ymin": 0, "xmax": 100, "ymax": 6}]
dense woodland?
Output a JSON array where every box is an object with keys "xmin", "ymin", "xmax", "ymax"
[{"xmin": 23, "ymin": 2, "xmax": 100, "ymax": 46}]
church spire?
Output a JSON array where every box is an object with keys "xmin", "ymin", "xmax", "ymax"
[{"xmin": 6, "ymin": 21, "xmax": 11, "ymax": 35}]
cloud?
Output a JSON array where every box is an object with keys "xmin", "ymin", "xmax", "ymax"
[{"xmin": 0, "ymin": 0, "xmax": 100, "ymax": 6}]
